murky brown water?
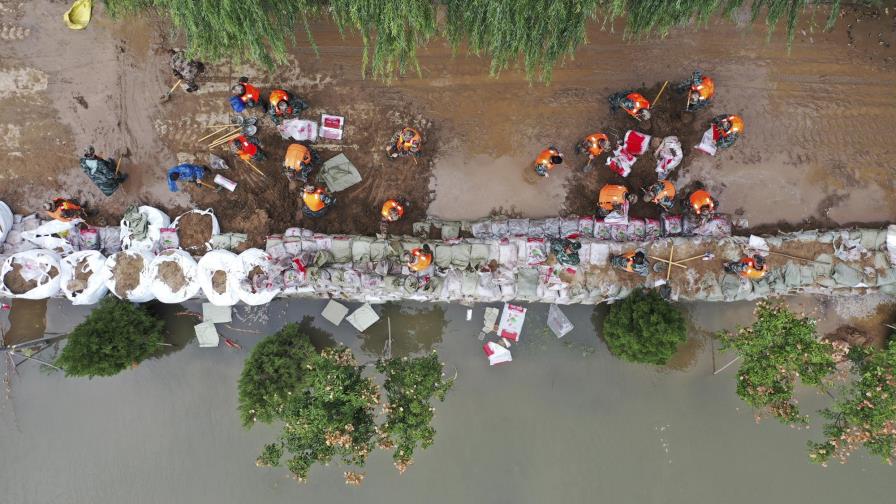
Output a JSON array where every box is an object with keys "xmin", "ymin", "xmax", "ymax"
[{"xmin": 1, "ymin": 298, "xmax": 894, "ymax": 503}]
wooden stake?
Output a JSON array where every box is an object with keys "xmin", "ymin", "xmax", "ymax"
[
  {"xmin": 208, "ymin": 133, "xmax": 242, "ymax": 149},
  {"xmin": 197, "ymin": 180, "xmax": 218, "ymax": 190},
  {"xmin": 115, "ymin": 157, "xmax": 122, "ymax": 176},
  {"xmin": 652, "ymin": 80, "xmax": 669, "ymax": 106},
  {"xmin": 684, "ymin": 91, "xmax": 693, "ymax": 112},
  {"xmin": 197, "ymin": 126, "xmax": 231, "ymax": 143},
  {"xmin": 666, "ymin": 244, "xmax": 675, "ymax": 282},
  {"xmin": 241, "ymin": 158, "xmax": 265, "ymax": 177},
  {"xmin": 649, "ymin": 256, "xmax": 687, "ymax": 269},
  {"xmin": 202, "ymin": 124, "xmax": 239, "ymax": 128},
  {"xmin": 167, "ymin": 79, "xmax": 183, "ymax": 95},
  {"xmin": 208, "ymin": 127, "xmax": 243, "ymax": 143}
]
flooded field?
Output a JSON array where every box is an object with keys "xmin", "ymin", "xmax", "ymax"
[{"xmin": 1, "ymin": 298, "xmax": 894, "ymax": 503}]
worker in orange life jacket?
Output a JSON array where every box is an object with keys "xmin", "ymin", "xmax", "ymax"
[
  {"xmin": 576, "ymin": 132, "xmax": 611, "ymax": 173},
  {"xmin": 677, "ymin": 70, "xmax": 714, "ymax": 111},
  {"xmin": 724, "ymin": 254, "xmax": 768, "ymax": 280},
  {"xmin": 534, "ymin": 146, "xmax": 564, "ymax": 177},
  {"xmin": 688, "ymin": 187, "xmax": 718, "ymax": 217},
  {"xmin": 43, "ymin": 198, "xmax": 83, "ymax": 222},
  {"xmin": 381, "ymin": 199, "xmax": 406, "ymax": 222},
  {"xmin": 230, "ymin": 77, "xmax": 260, "ymax": 112},
  {"xmin": 609, "ymin": 90, "xmax": 651, "ymax": 121},
  {"xmin": 643, "ymin": 180, "xmax": 676, "ymax": 211},
  {"xmin": 610, "ymin": 250, "xmax": 650, "ymax": 276},
  {"xmin": 598, "ymin": 183, "xmax": 637, "ymax": 218},
  {"xmin": 387, "ymin": 127, "xmax": 423, "ymax": 158},
  {"xmin": 302, "ymin": 185, "xmax": 334, "ymax": 217},
  {"xmin": 283, "ymin": 143, "xmax": 318, "ymax": 183},
  {"xmin": 267, "ymin": 89, "xmax": 307, "ymax": 123},
  {"xmin": 711, "ymin": 114, "xmax": 744, "ymax": 149},
  {"xmin": 230, "ymin": 135, "xmax": 265, "ymax": 162},
  {"xmin": 405, "ymin": 244, "xmax": 433, "ymax": 273}
]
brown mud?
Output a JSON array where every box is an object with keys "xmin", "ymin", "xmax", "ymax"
[
  {"xmin": 67, "ymin": 258, "xmax": 93, "ymax": 293},
  {"xmin": 176, "ymin": 212, "xmax": 214, "ymax": 254},
  {"xmin": 211, "ymin": 270, "xmax": 227, "ymax": 294},
  {"xmin": 3, "ymin": 263, "xmax": 58, "ymax": 294},
  {"xmin": 112, "ymin": 253, "xmax": 144, "ymax": 297},
  {"xmin": 157, "ymin": 260, "xmax": 186, "ymax": 292}
]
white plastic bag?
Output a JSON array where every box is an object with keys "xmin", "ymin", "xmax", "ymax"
[
  {"xmin": 235, "ymin": 248, "xmax": 282, "ymax": 305},
  {"xmin": 120, "ymin": 206, "xmax": 171, "ymax": 252},
  {"xmin": 277, "ymin": 119, "xmax": 318, "ymax": 141},
  {"xmin": 21, "ymin": 219, "xmax": 79, "ymax": 255},
  {"xmin": 60, "ymin": 250, "xmax": 108, "ymax": 305},
  {"xmin": 0, "ymin": 250, "xmax": 62, "ymax": 299},
  {"xmin": 197, "ymin": 249, "xmax": 242, "ymax": 306},
  {"xmin": 0, "ymin": 201, "xmax": 13, "ymax": 245},
  {"xmin": 149, "ymin": 249, "xmax": 201, "ymax": 303},
  {"xmin": 694, "ymin": 127, "xmax": 717, "ymax": 156},
  {"xmin": 102, "ymin": 249, "xmax": 156, "ymax": 302},
  {"xmin": 172, "ymin": 208, "xmax": 221, "ymax": 254}
]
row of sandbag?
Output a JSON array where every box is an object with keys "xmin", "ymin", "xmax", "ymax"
[{"xmin": 0, "ymin": 247, "xmax": 281, "ymax": 306}]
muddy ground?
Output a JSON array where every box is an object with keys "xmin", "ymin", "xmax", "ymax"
[{"xmin": 1, "ymin": 2, "xmax": 895, "ymax": 246}]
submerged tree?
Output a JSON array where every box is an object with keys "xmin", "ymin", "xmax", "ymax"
[
  {"xmin": 721, "ymin": 301, "xmax": 835, "ymax": 425},
  {"xmin": 54, "ymin": 296, "xmax": 163, "ymax": 377},
  {"xmin": 602, "ymin": 288, "xmax": 687, "ymax": 365},
  {"xmin": 808, "ymin": 341, "xmax": 896, "ymax": 466}
]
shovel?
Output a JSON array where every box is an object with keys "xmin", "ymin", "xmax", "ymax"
[{"xmin": 160, "ymin": 79, "xmax": 183, "ymax": 103}]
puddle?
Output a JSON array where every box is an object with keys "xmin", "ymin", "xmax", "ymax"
[
  {"xmin": 358, "ymin": 302, "xmax": 446, "ymax": 357},
  {"xmin": 2, "ymin": 298, "xmax": 47, "ymax": 346}
]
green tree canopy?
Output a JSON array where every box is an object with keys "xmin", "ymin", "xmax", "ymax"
[
  {"xmin": 237, "ymin": 322, "xmax": 316, "ymax": 427},
  {"xmin": 809, "ymin": 341, "xmax": 896, "ymax": 466},
  {"xmin": 54, "ymin": 296, "xmax": 163, "ymax": 377},
  {"xmin": 721, "ymin": 301, "xmax": 835, "ymax": 425},
  {"xmin": 601, "ymin": 288, "xmax": 687, "ymax": 365}
]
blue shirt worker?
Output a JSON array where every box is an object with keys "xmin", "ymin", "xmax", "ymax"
[{"xmin": 167, "ymin": 164, "xmax": 206, "ymax": 192}]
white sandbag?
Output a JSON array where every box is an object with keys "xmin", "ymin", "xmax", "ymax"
[
  {"xmin": 120, "ymin": 206, "xmax": 171, "ymax": 252},
  {"xmin": 197, "ymin": 249, "xmax": 242, "ymax": 306},
  {"xmin": 21, "ymin": 219, "xmax": 79, "ymax": 255},
  {"xmin": 0, "ymin": 250, "xmax": 62, "ymax": 299},
  {"xmin": 887, "ymin": 225, "xmax": 896, "ymax": 266},
  {"xmin": 102, "ymin": 249, "xmax": 156, "ymax": 302},
  {"xmin": 235, "ymin": 248, "xmax": 282, "ymax": 306},
  {"xmin": 694, "ymin": 127, "xmax": 717, "ymax": 156},
  {"xmin": 149, "ymin": 249, "xmax": 201, "ymax": 303},
  {"xmin": 172, "ymin": 208, "xmax": 221, "ymax": 254},
  {"xmin": 60, "ymin": 250, "xmax": 108, "ymax": 305},
  {"xmin": 0, "ymin": 201, "xmax": 13, "ymax": 245}
]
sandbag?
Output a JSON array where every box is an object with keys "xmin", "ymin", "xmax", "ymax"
[
  {"xmin": 102, "ymin": 249, "xmax": 155, "ymax": 302},
  {"xmin": 0, "ymin": 201, "xmax": 13, "ymax": 245},
  {"xmin": 0, "ymin": 250, "xmax": 62, "ymax": 299},
  {"xmin": 172, "ymin": 209, "xmax": 221, "ymax": 254},
  {"xmin": 21, "ymin": 219, "xmax": 79, "ymax": 255},
  {"xmin": 149, "ymin": 249, "xmax": 201, "ymax": 303},
  {"xmin": 197, "ymin": 250, "xmax": 242, "ymax": 306},
  {"xmin": 235, "ymin": 248, "xmax": 282, "ymax": 305},
  {"xmin": 120, "ymin": 206, "xmax": 171, "ymax": 253},
  {"xmin": 60, "ymin": 250, "xmax": 108, "ymax": 305}
]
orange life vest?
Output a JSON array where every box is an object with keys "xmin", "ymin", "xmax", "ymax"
[
  {"xmin": 48, "ymin": 199, "xmax": 81, "ymax": 222},
  {"xmin": 233, "ymin": 135, "xmax": 258, "ymax": 161},
  {"xmin": 651, "ymin": 180, "xmax": 676, "ymax": 204},
  {"xmin": 599, "ymin": 184, "xmax": 629, "ymax": 212},
  {"xmin": 381, "ymin": 199, "xmax": 405, "ymax": 221},
  {"xmin": 739, "ymin": 257, "xmax": 768, "ymax": 280},
  {"xmin": 716, "ymin": 114, "xmax": 744, "ymax": 137},
  {"xmin": 240, "ymin": 82, "xmax": 260, "ymax": 104},
  {"xmin": 690, "ymin": 189, "xmax": 715, "ymax": 214},
  {"xmin": 269, "ymin": 89, "xmax": 292, "ymax": 115},
  {"xmin": 284, "ymin": 144, "xmax": 311, "ymax": 169},
  {"xmin": 620, "ymin": 251, "xmax": 638, "ymax": 272},
  {"xmin": 535, "ymin": 147, "xmax": 561, "ymax": 172},
  {"xmin": 302, "ymin": 188, "xmax": 327, "ymax": 212},
  {"xmin": 396, "ymin": 128, "xmax": 422, "ymax": 152},
  {"xmin": 691, "ymin": 76, "xmax": 715, "ymax": 101},
  {"xmin": 584, "ymin": 133, "xmax": 609, "ymax": 157},
  {"xmin": 624, "ymin": 93, "xmax": 651, "ymax": 118},
  {"xmin": 408, "ymin": 247, "xmax": 432, "ymax": 272}
]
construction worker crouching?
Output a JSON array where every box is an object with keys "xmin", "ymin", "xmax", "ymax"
[
  {"xmin": 534, "ymin": 146, "xmax": 564, "ymax": 177},
  {"xmin": 725, "ymin": 254, "xmax": 768, "ymax": 280},
  {"xmin": 688, "ymin": 188, "xmax": 718, "ymax": 217},
  {"xmin": 609, "ymin": 91, "xmax": 651, "ymax": 121},
  {"xmin": 381, "ymin": 198, "xmax": 406, "ymax": 222},
  {"xmin": 643, "ymin": 180, "xmax": 676, "ymax": 211},
  {"xmin": 268, "ymin": 89, "xmax": 307, "ymax": 123},
  {"xmin": 576, "ymin": 133, "xmax": 611, "ymax": 173},
  {"xmin": 167, "ymin": 164, "xmax": 206, "ymax": 192},
  {"xmin": 405, "ymin": 244, "xmax": 433, "ymax": 273},
  {"xmin": 611, "ymin": 250, "xmax": 650, "ymax": 276},
  {"xmin": 598, "ymin": 184, "xmax": 636, "ymax": 218},
  {"xmin": 711, "ymin": 114, "xmax": 743, "ymax": 149},
  {"xmin": 387, "ymin": 127, "xmax": 423, "ymax": 158},
  {"xmin": 230, "ymin": 77, "xmax": 260, "ymax": 113},
  {"xmin": 283, "ymin": 143, "xmax": 318, "ymax": 183},
  {"xmin": 302, "ymin": 185, "xmax": 334, "ymax": 217},
  {"xmin": 678, "ymin": 70, "xmax": 714, "ymax": 111},
  {"xmin": 44, "ymin": 198, "xmax": 83, "ymax": 222},
  {"xmin": 80, "ymin": 146, "xmax": 126, "ymax": 197},
  {"xmin": 231, "ymin": 135, "xmax": 265, "ymax": 162}
]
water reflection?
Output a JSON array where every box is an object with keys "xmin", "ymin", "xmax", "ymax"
[
  {"xmin": 2, "ymin": 299, "xmax": 48, "ymax": 346},
  {"xmin": 359, "ymin": 303, "xmax": 446, "ymax": 357}
]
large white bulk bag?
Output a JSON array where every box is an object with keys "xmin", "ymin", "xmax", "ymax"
[
  {"xmin": 172, "ymin": 208, "xmax": 221, "ymax": 255},
  {"xmin": 0, "ymin": 201, "xmax": 13, "ymax": 245},
  {"xmin": 235, "ymin": 248, "xmax": 281, "ymax": 306},
  {"xmin": 60, "ymin": 250, "xmax": 108, "ymax": 305},
  {"xmin": 148, "ymin": 249, "xmax": 201, "ymax": 303},
  {"xmin": 21, "ymin": 219, "xmax": 79, "ymax": 256},
  {"xmin": 0, "ymin": 249, "xmax": 62, "ymax": 299},
  {"xmin": 197, "ymin": 249, "xmax": 241, "ymax": 306},
  {"xmin": 120, "ymin": 206, "xmax": 171, "ymax": 253},
  {"xmin": 102, "ymin": 249, "xmax": 156, "ymax": 302}
]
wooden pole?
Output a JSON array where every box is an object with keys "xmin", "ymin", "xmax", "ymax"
[
  {"xmin": 197, "ymin": 180, "xmax": 218, "ymax": 190},
  {"xmin": 652, "ymin": 80, "xmax": 669, "ymax": 106},
  {"xmin": 167, "ymin": 79, "xmax": 183, "ymax": 95},
  {"xmin": 114, "ymin": 157, "xmax": 122, "ymax": 176},
  {"xmin": 197, "ymin": 126, "xmax": 231, "ymax": 143},
  {"xmin": 208, "ymin": 132, "xmax": 242, "ymax": 148},
  {"xmin": 713, "ymin": 355, "xmax": 741, "ymax": 375},
  {"xmin": 208, "ymin": 127, "xmax": 243, "ymax": 144},
  {"xmin": 241, "ymin": 158, "xmax": 265, "ymax": 177},
  {"xmin": 684, "ymin": 90, "xmax": 693, "ymax": 112},
  {"xmin": 665, "ymin": 244, "xmax": 675, "ymax": 282},
  {"xmin": 648, "ymin": 256, "xmax": 687, "ymax": 269}
]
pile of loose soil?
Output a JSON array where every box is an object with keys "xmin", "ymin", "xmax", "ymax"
[
  {"xmin": 66, "ymin": 258, "xmax": 93, "ymax": 294},
  {"xmin": 3, "ymin": 262, "xmax": 59, "ymax": 294},
  {"xmin": 211, "ymin": 270, "xmax": 227, "ymax": 294},
  {"xmin": 112, "ymin": 253, "xmax": 144, "ymax": 297},
  {"xmin": 563, "ymin": 80, "xmax": 711, "ymax": 220},
  {"xmin": 157, "ymin": 260, "xmax": 187, "ymax": 292},
  {"xmin": 246, "ymin": 265, "xmax": 264, "ymax": 293},
  {"xmin": 177, "ymin": 212, "xmax": 214, "ymax": 254}
]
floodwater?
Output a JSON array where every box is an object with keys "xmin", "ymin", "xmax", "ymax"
[{"xmin": 1, "ymin": 298, "xmax": 894, "ymax": 503}]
